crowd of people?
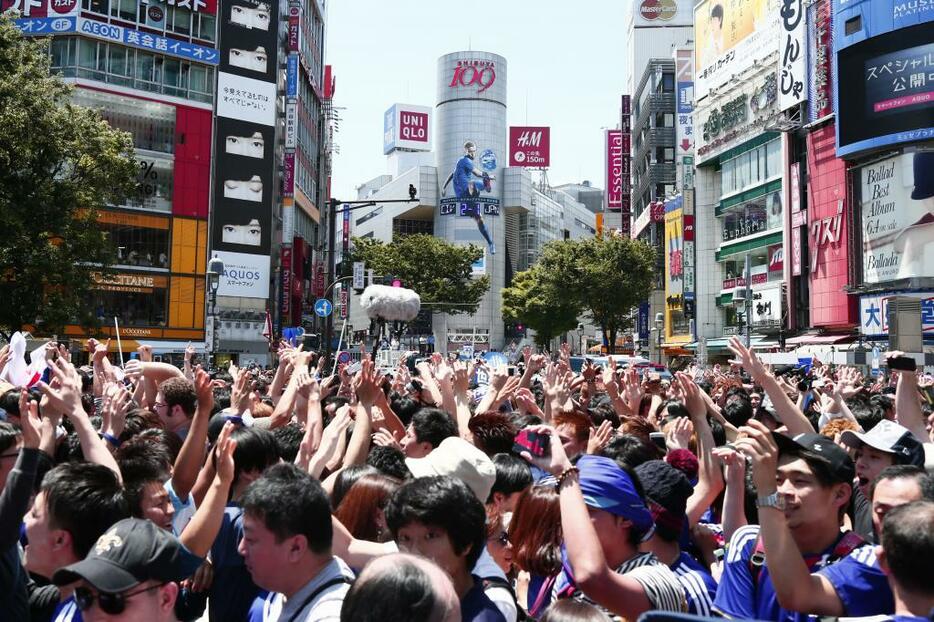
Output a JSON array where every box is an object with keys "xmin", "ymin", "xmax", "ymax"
[{"xmin": 0, "ymin": 335, "xmax": 932, "ymax": 622}]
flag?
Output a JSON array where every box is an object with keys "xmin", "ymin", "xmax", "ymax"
[
  {"xmin": 0, "ymin": 332, "xmax": 47, "ymax": 388},
  {"xmin": 262, "ymin": 311, "xmax": 273, "ymax": 343}
]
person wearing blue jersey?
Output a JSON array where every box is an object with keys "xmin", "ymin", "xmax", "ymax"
[
  {"xmin": 441, "ymin": 141, "xmax": 497, "ymax": 255},
  {"xmin": 715, "ymin": 420, "xmax": 895, "ymax": 622},
  {"xmin": 635, "ymin": 460, "xmax": 717, "ymax": 617}
]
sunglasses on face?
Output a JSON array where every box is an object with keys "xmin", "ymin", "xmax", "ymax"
[{"xmin": 74, "ymin": 582, "xmax": 166, "ymax": 615}]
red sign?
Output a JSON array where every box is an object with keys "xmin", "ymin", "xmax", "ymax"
[
  {"xmin": 449, "ymin": 60, "xmax": 496, "ymax": 93},
  {"xmin": 314, "ymin": 263, "xmax": 325, "ymax": 297},
  {"xmin": 400, "ymin": 111, "xmax": 429, "ymax": 144},
  {"xmin": 768, "ymin": 244, "xmax": 784, "ymax": 272},
  {"xmin": 509, "ymin": 126, "xmax": 550, "ymax": 167},
  {"xmin": 810, "ymin": 0, "xmax": 833, "ymax": 119},
  {"xmin": 790, "ymin": 162, "xmax": 801, "ymax": 213},
  {"xmin": 792, "ymin": 227, "xmax": 803, "ymax": 276},
  {"xmin": 2, "ymin": 0, "xmax": 78, "ymax": 16},
  {"xmin": 650, "ymin": 202, "xmax": 665, "ymax": 222},
  {"xmin": 723, "ymin": 274, "xmax": 768, "ymax": 290},
  {"xmin": 288, "ymin": 6, "xmax": 300, "ymax": 51},
  {"xmin": 282, "ymin": 153, "xmax": 295, "ymax": 197},
  {"xmin": 280, "ymin": 247, "xmax": 292, "ymax": 319},
  {"xmin": 683, "ymin": 215, "xmax": 695, "ymax": 242},
  {"xmin": 339, "ymin": 288, "xmax": 349, "ymax": 319},
  {"xmin": 605, "ymin": 130, "xmax": 624, "ymax": 210}
]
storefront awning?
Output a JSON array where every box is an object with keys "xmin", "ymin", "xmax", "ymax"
[
  {"xmin": 785, "ymin": 334, "xmax": 855, "ymax": 346},
  {"xmin": 686, "ymin": 336, "xmax": 777, "ymax": 350}
]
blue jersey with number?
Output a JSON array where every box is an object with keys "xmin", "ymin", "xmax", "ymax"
[
  {"xmin": 453, "ymin": 156, "xmax": 476, "ymax": 198},
  {"xmin": 713, "ymin": 525, "xmax": 893, "ymax": 622}
]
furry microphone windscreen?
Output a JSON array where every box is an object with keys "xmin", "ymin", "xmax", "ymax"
[{"xmin": 359, "ymin": 285, "xmax": 421, "ymax": 322}]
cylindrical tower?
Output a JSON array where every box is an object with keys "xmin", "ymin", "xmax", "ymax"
[{"xmin": 434, "ymin": 51, "xmax": 507, "ymax": 353}]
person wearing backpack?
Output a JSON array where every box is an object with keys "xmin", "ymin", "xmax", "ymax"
[
  {"xmin": 714, "ymin": 420, "xmax": 894, "ymax": 621},
  {"xmin": 241, "ymin": 464, "xmax": 354, "ymax": 622}
]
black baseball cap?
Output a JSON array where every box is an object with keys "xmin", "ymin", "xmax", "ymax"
[
  {"xmin": 772, "ymin": 432, "xmax": 856, "ymax": 484},
  {"xmin": 52, "ymin": 518, "xmax": 187, "ymax": 593}
]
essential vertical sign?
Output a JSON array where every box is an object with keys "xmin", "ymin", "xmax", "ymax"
[{"xmin": 210, "ymin": 0, "xmax": 279, "ymax": 298}]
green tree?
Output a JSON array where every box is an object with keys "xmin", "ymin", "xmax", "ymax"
[
  {"xmin": 0, "ymin": 16, "xmax": 138, "ymax": 339},
  {"xmin": 501, "ymin": 265, "xmax": 580, "ymax": 349},
  {"xmin": 538, "ymin": 235, "xmax": 655, "ymax": 353},
  {"xmin": 348, "ymin": 234, "xmax": 490, "ymax": 315}
]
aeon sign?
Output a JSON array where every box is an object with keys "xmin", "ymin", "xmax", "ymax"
[{"xmin": 449, "ymin": 60, "xmax": 496, "ymax": 93}]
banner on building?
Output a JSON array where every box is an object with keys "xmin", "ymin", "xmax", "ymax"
[
  {"xmin": 806, "ymin": 0, "xmax": 833, "ymax": 122},
  {"xmin": 694, "ymin": 0, "xmax": 780, "ymax": 101},
  {"xmin": 214, "ymin": 250, "xmax": 271, "ymax": 299},
  {"xmin": 509, "ymin": 126, "xmax": 550, "ymax": 167},
  {"xmin": 383, "ymin": 104, "xmax": 432, "ymax": 154},
  {"xmin": 604, "ymin": 129, "xmax": 624, "ymax": 210},
  {"xmin": 210, "ymin": 0, "xmax": 279, "ymax": 271},
  {"xmin": 859, "ymin": 152, "xmax": 934, "ymax": 285},
  {"xmin": 777, "ymin": 0, "xmax": 807, "ymax": 111}
]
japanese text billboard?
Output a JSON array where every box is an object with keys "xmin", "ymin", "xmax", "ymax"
[
  {"xmin": 859, "ymin": 152, "xmax": 934, "ymax": 285},
  {"xmin": 777, "ymin": 0, "xmax": 807, "ymax": 111},
  {"xmin": 509, "ymin": 126, "xmax": 550, "ymax": 167},
  {"xmin": 694, "ymin": 0, "xmax": 780, "ymax": 101},
  {"xmin": 837, "ymin": 22, "xmax": 934, "ymax": 157}
]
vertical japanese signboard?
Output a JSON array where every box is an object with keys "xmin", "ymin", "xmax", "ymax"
[
  {"xmin": 778, "ymin": 0, "xmax": 807, "ymax": 111},
  {"xmin": 211, "ymin": 0, "xmax": 279, "ymax": 298}
]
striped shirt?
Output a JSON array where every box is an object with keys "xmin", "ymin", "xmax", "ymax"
[
  {"xmin": 671, "ymin": 551, "xmax": 717, "ymax": 617},
  {"xmin": 558, "ymin": 552, "xmax": 686, "ymax": 619}
]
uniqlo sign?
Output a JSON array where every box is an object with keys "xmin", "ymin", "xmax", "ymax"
[
  {"xmin": 509, "ymin": 126, "xmax": 550, "ymax": 167},
  {"xmin": 605, "ymin": 130, "xmax": 624, "ymax": 210},
  {"xmin": 400, "ymin": 111, "xmax": 429, "ymax": 144}
]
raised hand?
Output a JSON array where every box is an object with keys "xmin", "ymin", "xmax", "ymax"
[
  {"xmin": 37, "ymin": 357, "xmax": 85, "ymax": 417},
  {"xmin": 18, "ymin": 390, "xmax": 42, "ymax": 449},
  {"xmin": 214, "ymin": 422, "xmax": 237, "ymax": 486},
  {"xmin": 587, "ymin": 420, "xmax": 614, "ymax": 455},
  {"xmin": 230, "ymin": 370, "xmax": 251, "ymax": 414},
  {"xmin": 666, "ymin": 416, "xmax": 694, "ymax": 451},
  {"xmin": 353, "ymin": 358, "xmax": 382, "ymax": 408},
  {"xmin": 675, "ymin": 371, "xmax": 706, "ymax": 421},
  {"xmin": 194, "ymin": 367, "xmax": 214, "ymax": 415},
  {"xmin": 372, "ymin": 429, "xmax": 402, "ymax": 452},
  {"xmin": 137, "ymin": 344, "xmax": 153, "ymax": 363},
  {"xmin": 726, "ymin": 336, "xmax": 768, "ymax": 384}
]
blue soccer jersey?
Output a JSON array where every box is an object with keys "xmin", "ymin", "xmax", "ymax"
[
  {"xmin": 453, "ymin": 155, "xmax": 475, "ymax": 197},
  {"xmin": 713, "ymin": 525, "xmax": 894, "ymax": 622}
]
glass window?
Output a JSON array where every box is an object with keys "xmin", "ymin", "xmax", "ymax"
[
  {"xmin": 662, "ymin": 73, "xmax": 674, "ymax": 92},
  {"xmin": 88, "ymin": 286, "xmax": 167, "ymax": 327},
  {"xmin": 169, "ymin": 6, "xmax": 192, "ymax": 36},
  {"xmin": 126, "ymin": 156, "xmax": 174, "ymax": 212},
  {"xmin": 136, "ymin": 51, "xmax": 155, "ymax": 84},
  {"xmin": 196, "ymin": 13, "xmax": 216, "ymax": 41},
  {"xmin": 101, "ymin": 220, "xmax": 170, "ymax": 266},
  {"xmin": 72, "ymin": 89, "xmax": 176, "ymax": 154},
  {"xmin": 162, "ymin": 58, "xmax": 181, "ymax": 96},
  {"xmin": 766, "ymin": 139, "xmax": 781, "ymax": 178},
  {"xmin": 110, "ymin": 0, "xmax": 137, "ymax": 21}
]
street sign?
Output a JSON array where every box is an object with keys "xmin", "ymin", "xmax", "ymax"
[
  {"xmin": 353, "ymin": 262, "xmax": 365, "ymax": 289},
  {"xmin": 337, "ymin": 351, "xmax": 351, "ymax": 364},
  {"xmin": 314, "ymin": 299, "xmax": 332, "ymax": 318}
]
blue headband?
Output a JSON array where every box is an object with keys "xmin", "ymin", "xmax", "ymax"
[{"xmin": 577, "ymin": 455, "xmax": 655, "ymax": 540}]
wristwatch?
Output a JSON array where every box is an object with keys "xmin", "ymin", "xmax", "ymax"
[{"xmin": 756, "ymin": 492, "xmax": 784, "ymax": 511}]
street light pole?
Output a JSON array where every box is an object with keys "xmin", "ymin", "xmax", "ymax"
[
  {"xmin": 744, "ymin": 253, "xmax": 752, "ymax": 349},
  {"xmin": 206, "ymin": 256, "xmax": 224, "ymax": 369},
  {"xmin": 322, "ymin": 196, "xmax": 418, "ymax": 364}
]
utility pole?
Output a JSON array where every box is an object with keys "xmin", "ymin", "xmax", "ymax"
[{"xmin": 323, "ymin": 196, "xmax": 419, "ymax": 363}]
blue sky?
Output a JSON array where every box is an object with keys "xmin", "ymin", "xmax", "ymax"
[{"xmin": 325, "ymin": 0, "xmax": 632, "ymax": 201}]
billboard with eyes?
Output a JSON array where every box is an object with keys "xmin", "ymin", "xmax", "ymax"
[{"xmin": 210, "ymin": 0, "xmax": 279, "ymax": 296}]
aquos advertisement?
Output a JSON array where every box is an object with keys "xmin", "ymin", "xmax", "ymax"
[
  {"xmin": 210, "ymin": 0, "xmax": 279, "ymax": 298},
  {"xmin": 859, "ymin": 152, "xmax": 934, "ymax": 285},
  {"xmin": 693, "ymin": 0, "xmax": 780, "ymax": 101}
]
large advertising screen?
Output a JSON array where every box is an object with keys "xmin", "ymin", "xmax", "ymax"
[
  {"xmin": 693, "ymin": 0, "xmax": 779, "ymax": 101},
  {"xmin": 837, "ymin": 22, "xmax": 934, "ymax": 157},
  {"xmin": 859, "ymin": 151, "xmax": 934, "ymax": 285},
  {"xmin": 210, "ymin": 0, "xmax": 278, "ymax": 298}
]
